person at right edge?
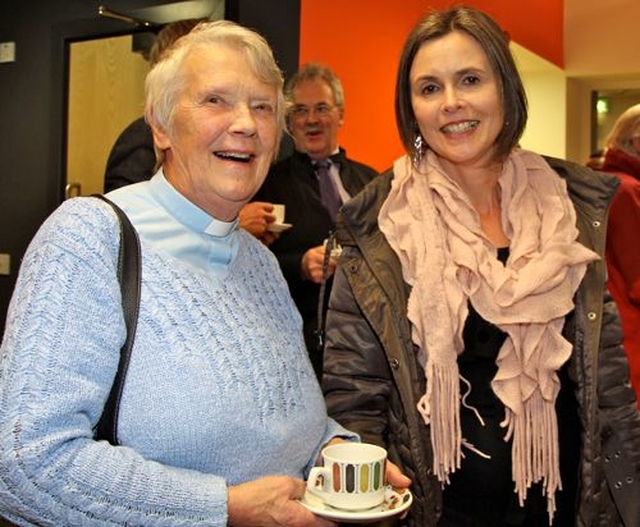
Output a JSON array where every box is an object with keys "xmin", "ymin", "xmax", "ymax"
[
  {"xmin": 322, "ymin": 6, "xmax": 640, "ymax": 527},
  {"xmin": 600, "ymin": 103, "xmax": 640, "ymax": 406},
  {"xmin": 253, "ymin": 63, "xmax": 377, "ymax": 378}
]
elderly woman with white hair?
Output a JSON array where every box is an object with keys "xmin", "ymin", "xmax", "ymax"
[
  {"xmin": 0, "ymin": 20, "xmax": 365, "ymax": 526},
  {"xmin": 602, "ymin": 103, "xmax": 640, "ymax": 405}
]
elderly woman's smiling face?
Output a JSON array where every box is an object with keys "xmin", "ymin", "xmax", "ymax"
[{"xmin": 152, "ymin": 42, "xmax": 280, "ymax": 221}]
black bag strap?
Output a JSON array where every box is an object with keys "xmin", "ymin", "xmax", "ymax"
[
  {"xmin": 92, "ymin": 194, "xmax": 141, "ymax": 445},
  {"xmin": 316, "ymin": 230, "xmax": 337, "ymax": 351}
]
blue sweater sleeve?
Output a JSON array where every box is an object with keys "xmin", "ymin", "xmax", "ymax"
[
  {"xmin": 0, "ymin": 197, "xmax": 360, "ymax": 526},
  {"xmin": 0, "ymin": 201, "xmax": 228, "ymax": 526}
]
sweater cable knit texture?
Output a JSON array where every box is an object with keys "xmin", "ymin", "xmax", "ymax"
[{"xmin": 0, "ymin": 197, "xmax": 350, "ymax": 526}]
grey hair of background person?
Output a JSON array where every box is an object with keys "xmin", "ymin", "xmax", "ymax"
[
  {"xmin": 605, "ymin": 103, "xmax": 640, "ymax": 156},
  {"xmin": 284, "ymin": 62, "xmax": 346, "ymax": 111},
  {"xmin": 394, "ymin": 6, "xmax": 528, "ymax": 164}
]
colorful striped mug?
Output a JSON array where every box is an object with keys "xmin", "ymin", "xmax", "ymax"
[{"xmin": 307, "ymin": 442, "xmax": 389, "ymax": 510}]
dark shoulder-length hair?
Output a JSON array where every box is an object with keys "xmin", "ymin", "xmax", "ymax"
[{"xmin": 395, "ymin": 6, "xmax": 528, "ymax": 163}]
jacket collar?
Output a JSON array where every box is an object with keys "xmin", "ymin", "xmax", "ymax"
[
  {"xmin": 291, "ymin": 147, "xmax": 347, "ymax": 167},
  {"xmin": 602, "ymin": 147, "xmax": 640, "ymax": 179}
]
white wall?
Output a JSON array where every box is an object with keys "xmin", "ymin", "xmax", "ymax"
[
  {"xmin": 512, "ymin": 43, "xmax": 566, "ymax": 159},
  {"xmin": 510, "ymin": 1, "xmax": 640, "ymax": 166},
  {"xmin": 564, "ymin": 0, "xmax": 640, "ymax": 164}
]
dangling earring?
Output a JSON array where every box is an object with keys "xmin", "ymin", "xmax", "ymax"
[{"xmin": 412, "ymin": 132, "xmax": 424, "ymax": 166}]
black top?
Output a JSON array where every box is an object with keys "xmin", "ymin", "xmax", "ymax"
[{"xmin": 441, "ymin": 247, "xmax": 580, "ymax": 527}]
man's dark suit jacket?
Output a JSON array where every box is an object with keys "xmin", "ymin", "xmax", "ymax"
[
  {"xmin": 104, "ymin": 117, "xmax": 155, "ymax": 193},
  {"xmin": 253, "ymin": 148, "xmax": 377, "ymax": 378}
]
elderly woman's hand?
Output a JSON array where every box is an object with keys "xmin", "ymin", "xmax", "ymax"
[{"xmin": 227, "ymin": 475, "xmax": 337, "ymax": 527}]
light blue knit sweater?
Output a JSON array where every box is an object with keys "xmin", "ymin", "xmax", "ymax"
[{"xmin": 0, "ymin": 188, "xmax": 354, "ymax": 525}]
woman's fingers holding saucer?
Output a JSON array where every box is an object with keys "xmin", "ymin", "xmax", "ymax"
[{"xmin": 386, "ymin": 460, "xmax": 412, "ymax": 488}]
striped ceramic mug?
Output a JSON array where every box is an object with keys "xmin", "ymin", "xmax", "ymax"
[{"xmin": 307, "ymin": 442, "xmax": 388, "ymax": 510}]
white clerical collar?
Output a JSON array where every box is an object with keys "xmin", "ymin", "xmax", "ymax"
[
  {"xmin": 151, "ymin": 170, "xmax": 237, "ymax": 238},
  {"xmin": 204, "ymin": 217, "xmax": 235, "ymax": 237}
]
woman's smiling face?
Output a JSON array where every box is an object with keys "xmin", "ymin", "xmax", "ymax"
[
  {"xmin": 152, "ymin": 43, "xmax": 280, "ymax": 221},
  {"xmin": 410, "ymin": 30, "xmax": 504, "ymax": 174}
]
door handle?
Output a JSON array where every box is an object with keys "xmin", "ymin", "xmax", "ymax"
[{"xmin": 65, "ymin": 182, "xmax": 82, "ymax": 199}]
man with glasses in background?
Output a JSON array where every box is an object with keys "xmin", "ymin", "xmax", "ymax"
[{"xmin": 253, "ymin": 63, "xmax": 377, "ymax": 379}]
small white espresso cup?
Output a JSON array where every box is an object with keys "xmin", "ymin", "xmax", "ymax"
[
  {"xmin": 272, "ymin": 203, "xmax": 285, "ymax": 224},
  {"xmin": 307, "ymin": 442, "xmax": 389, "ymax": 510}
]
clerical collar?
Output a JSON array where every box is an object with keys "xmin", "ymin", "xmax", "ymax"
[
  {"xmin": 204, "ymin": 217, "xmax": 235, "ymax": 236},
  {"xmin": 151, "ymin": 170, "xmax": 237, "ymax": 237}
]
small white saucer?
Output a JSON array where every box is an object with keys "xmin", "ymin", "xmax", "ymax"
[
  {"xmin": 299, "ymin": 486, "xmax": 412, "ymax": 523},
  {"xmin": 267, "ymin": 222, "xmax": 292, "ymax": 233}
]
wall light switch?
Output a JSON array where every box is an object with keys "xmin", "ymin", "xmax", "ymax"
[
  {"xmin": 0, "ymin": 253, "xmax": 10, "ymax": 275},
  {"xmin": 0, "ymin": 42, "xmax": 16, "ymax": 63}
]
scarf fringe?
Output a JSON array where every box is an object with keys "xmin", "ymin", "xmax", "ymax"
[
  {"xmin": 503, "ymin": 389, "xmax": 560, "ymax": 523},
  {"xmin": 417, "ymin": 362, "xmax": 462, "ymax": 484}
]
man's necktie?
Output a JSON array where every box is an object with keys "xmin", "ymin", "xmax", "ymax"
[{"xmin": 314, "ymin": 159, "xmax": 342, "ymax": 221}]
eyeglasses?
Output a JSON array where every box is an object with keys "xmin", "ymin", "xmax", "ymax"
[{"xmin": 290, "ymin": 103, "xmax": 335, "ymax": 118}]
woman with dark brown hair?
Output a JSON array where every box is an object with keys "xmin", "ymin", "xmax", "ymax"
[{"xmin": 322, "ymin": 6, "xmax": 640, "ymax": 526}]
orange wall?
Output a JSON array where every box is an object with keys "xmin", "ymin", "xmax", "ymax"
[{"xmin": 299, "ymin": 0, "xmax": 563, "ymax": 172}]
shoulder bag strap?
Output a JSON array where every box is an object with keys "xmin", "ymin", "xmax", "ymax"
[
  {"xmin": 92, "ymin": 194, "xmax": 141, "ymax": 446},
  {"xmin": 316, "ymin": 230, "xmax": 337, "ymax": 352}
]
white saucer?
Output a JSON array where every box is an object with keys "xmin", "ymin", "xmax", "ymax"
[
  {"xmin": 299, "ymin": 486, "xmax": 412, "ymax": 523},
  {"xmin": 267, "ymin": 222, "xmax": 292, "ymax": 233}
]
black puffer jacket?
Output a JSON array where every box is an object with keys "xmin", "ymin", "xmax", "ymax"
[{"xmin": 322, "ymin": 156, "xmax": 640, "ymax": 526}]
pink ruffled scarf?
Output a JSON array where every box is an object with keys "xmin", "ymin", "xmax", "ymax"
[{"xmin": 379, "ymin": 149, "xmax": 599, "ymax": 521}]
